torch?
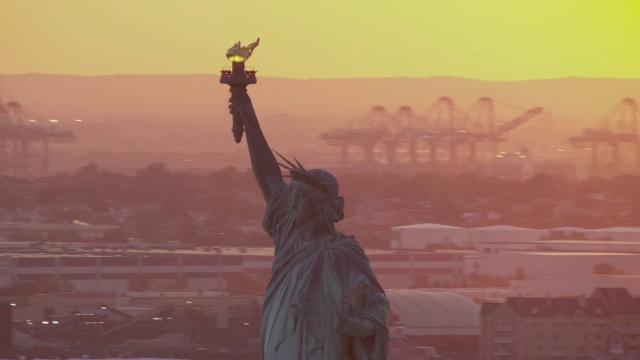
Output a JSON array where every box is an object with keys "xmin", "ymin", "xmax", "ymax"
[{"xmin": 219, "ymin": 38, "xmax": 260, "ymax": 143}]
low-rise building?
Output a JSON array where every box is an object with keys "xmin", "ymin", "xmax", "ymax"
[
  {"xmin": 3, "ymin": 290, "xmax": 479, "ymax": 359},
  {"xmin": 391, "ymin": 223, "xmax": 470, "ymax": 249},
  {"xmin": 0, "ymin": 248, "xmax": 466, "ymax": 293},
  {"xmin": 480, "ymin": 288, "xmax": 640, "ymax": 360},
  {"xmin": 0, "ymin": 222, "xmax": 119, "ymax": 242},
  {"xmin": 391, "ymin": 223, "xmax": 640, "ymax": 251}
]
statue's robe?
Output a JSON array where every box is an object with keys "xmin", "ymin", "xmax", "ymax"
[{"xmin": 260, "ymin": 185, "xmax": 389, "ymax": 360}]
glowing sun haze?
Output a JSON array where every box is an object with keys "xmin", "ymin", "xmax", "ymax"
[{"xmin": 1, "ymin": 0, "xmax": 638, "ymax": 80}]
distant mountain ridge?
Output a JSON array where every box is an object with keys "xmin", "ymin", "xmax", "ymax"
[
  {"xmin": 1, "ymin": 73, "xmax": 639, "ymax": 148},
  {"xmin": 2, "ymin": 73, "xmax": 638, "ymax": 122},
  {"xmin": 1, "ymin": 73, "xmax": 638, "ymax": 173}
]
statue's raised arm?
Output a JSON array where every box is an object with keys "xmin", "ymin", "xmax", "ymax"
[
  {"xmin": 229, "ymin": 87, "xmax": 284, "ymax": 201},
  {"xmin": 220, "ymin": 37, "xmax": 284, "ymax": 201}
]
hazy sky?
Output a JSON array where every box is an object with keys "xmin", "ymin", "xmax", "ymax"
[{"xmin": 1, "ymin": 0, "xmax": 639, "ymax": 80}]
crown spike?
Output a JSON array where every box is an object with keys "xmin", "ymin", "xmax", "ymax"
[
  {"xmin": 272, "ymin": 151, "xmax": 335, "ymax": 197},
  {"xmin": 269, "ymin": 157, "xmax": 291, "ymax": 170},
  {"xmin": 273, "ymin": 150, "xmax": 297, "ymax": 169},
  {"xmin": 294, "ymin": 157, "xmax": 306, "ymax": 171}
]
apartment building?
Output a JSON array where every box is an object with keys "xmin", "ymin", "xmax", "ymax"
[{"xmin": 480, "ymin": 288, "xmax": 640, "ymax": 360}]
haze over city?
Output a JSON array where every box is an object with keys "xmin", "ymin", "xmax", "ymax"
[{"xmin": 1, "ymin": 0, "xmax": 639, "ymax": 174}]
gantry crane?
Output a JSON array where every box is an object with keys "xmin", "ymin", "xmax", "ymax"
[
  {"xmin": 459, "ymin": 98, "xmax": 544, "ymax": 162},
  {"xmin": 321, "ymin": 97, "xmax": 543, "ymax": 166},
  {"xmin": 320, "ymin": 105, "xmax": 393, "ymax": 164},
  {"xmin": 1, "ymin": 100, "xmax": 75, "ymax": 178},
  {"xmin": 568, "ymin": 98, "xmax": 639, "ymax": 175}
]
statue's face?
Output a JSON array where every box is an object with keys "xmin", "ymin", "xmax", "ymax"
[{"xmin": 290, "ymin": 182, "xmax": 320, "ymax": 224}]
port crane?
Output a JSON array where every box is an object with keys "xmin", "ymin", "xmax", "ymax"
[
  {"xmin": 1, "ymin": 100, "xmax": 75, "ymax": 178},
  {"xmin": 321, "ymin": 97, "xmax": 543, "ymax": 166},
  {"xmin": 568, "ymin": 97, "xmax": 639, "ymax": 175}
]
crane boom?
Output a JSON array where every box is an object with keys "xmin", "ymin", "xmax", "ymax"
[{"xmin": 495, "ymin": 107, "xmax": 544, "ymax": 135}]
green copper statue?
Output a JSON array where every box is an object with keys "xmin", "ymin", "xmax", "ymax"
[{"xmin": 223, "ymin": 40, "xmax": 389, "ymax": 359}]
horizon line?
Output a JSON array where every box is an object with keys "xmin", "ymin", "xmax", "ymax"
[{"xmin": 1, "ymin": 72, "xmax": 639, "ymax": 83}]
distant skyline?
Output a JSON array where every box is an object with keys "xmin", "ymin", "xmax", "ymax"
[{"xmin": 1, "ymin": 0, "xmax": 639, "ymax": 80}]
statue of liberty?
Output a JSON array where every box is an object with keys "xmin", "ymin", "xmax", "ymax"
[{"xmin": 223, "ymin": 39, "xmax": 389, "ymax": 359}]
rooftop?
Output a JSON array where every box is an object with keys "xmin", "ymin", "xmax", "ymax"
[{"xmin": 387, "ymin": 290, "xmax": 479, "ymax": 336}]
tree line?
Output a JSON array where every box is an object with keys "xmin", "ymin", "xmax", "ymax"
[{"xmin": 2, "ymin": 163, "xmax": 639, "ymax": 248}]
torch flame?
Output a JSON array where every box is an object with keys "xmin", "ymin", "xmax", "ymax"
[{"xmin": 226, "ymin": 38, "xmax": 260, "ymax": 63}]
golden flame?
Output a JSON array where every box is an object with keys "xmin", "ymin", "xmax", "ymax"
[
  {"xmin": 227, "ymin": 54, "xmax": 249, "ymax": 63},
  {"xmin": 226, "ymin": 38, "xmax": 260, "ymax": 63}
]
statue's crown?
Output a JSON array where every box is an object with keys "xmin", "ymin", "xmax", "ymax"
[{"xmin": 274, "ymin": 151, "xmax": 338, "ymax": 197}]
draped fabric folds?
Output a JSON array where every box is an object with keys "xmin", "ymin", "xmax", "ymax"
[{"xmin": 260, "ymin": 185, "xmax": 389, "ymax": 360}]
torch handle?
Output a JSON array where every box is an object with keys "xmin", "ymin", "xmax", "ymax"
[
  {"xmin": 228, "ymin": 85, "xmax": 251, "ymax": 144},
  {"xmin": 232, "ymin": 114, "xmax": 245, "ymax": 144}
]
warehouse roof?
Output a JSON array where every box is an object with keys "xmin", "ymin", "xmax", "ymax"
[
  {"xmin": 386, "ymin": 290, "xmax": 479, "ymax": 336},
  {"xmin": 392, "ymin": 223, "xmax": 464, "ymax": 230}
]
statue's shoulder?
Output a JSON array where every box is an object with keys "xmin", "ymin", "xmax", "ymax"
[
  {"xmin": 327, "ymin": 232, "xmax": 365, "ymax": 255},
  {"xmin": 331, "ymin": 231, "xmax": 357, "ymax": 243},
  {"xmin": 265, "ymin": 183, "xmax": 290, "ymax": 211}
]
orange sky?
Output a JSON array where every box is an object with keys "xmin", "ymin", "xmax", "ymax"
[{"xmin": 1, "ymin": 0, "xmax": 639, "ymax": 80}]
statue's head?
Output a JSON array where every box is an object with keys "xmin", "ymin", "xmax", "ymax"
[
  {"xmin": 275, "ymin": 152, "xmax": 345, "ymax": 227},
  {"xmin": 292, "ymin": 168, "xmax": 338, "ymax": 198}
]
